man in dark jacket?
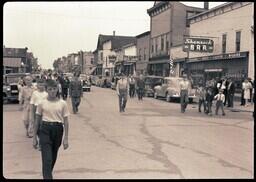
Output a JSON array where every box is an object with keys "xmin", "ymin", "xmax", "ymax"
[
  {"xmin": 227, "ymin": 78, "xmax": 235, "ymax": 108},
  {"xmin": 136, "ymin": 74, "xmax": 145, "ymax": 101},
  {"xmin": 61, "ymin": 76, "xmax": 70, "ymax": 100},
  {"xmin": 69, "ymin": 72, "xmax": 83, "ymax": 114}
]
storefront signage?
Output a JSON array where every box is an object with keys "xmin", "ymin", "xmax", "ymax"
[
  {"xmin": 183, "ymin": 38, "xmax": 214, "ymax": 53},
  {"xmin": 123, "ymin": 55, "xmax": 138, "ymax": 61}
]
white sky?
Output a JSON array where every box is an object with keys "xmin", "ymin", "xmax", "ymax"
[{"xmin": 3, "ymin": 1, "xmax": 226, "ymax": 69}]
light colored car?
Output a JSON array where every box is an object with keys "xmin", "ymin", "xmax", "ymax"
[{"xmin": 154, "ymin": 77, "xmax": 196, "ymax": 102}]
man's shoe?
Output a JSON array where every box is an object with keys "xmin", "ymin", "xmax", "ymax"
[{"xmin": 222, "ymin": 113, "xmax": 226, "ymax": 116}]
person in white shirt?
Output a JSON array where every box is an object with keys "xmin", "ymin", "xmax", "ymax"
[
  {"xmin": 214, "ymin": 89, "xmax": 226, "ymax": 116},
  {"xmin": 30, "ymin": 79, "xmax": 48, "ymax": 150},
  {"xmin": 116, "ymin": 73, "xmax": 129, "ymax": 112},
  {"xmin": 179, "ymin": 74, "xmax": 190, "ymax": 113},
  {"xmin": 33, "ymin": 79, "xmax": 69, "ymax": 179}
]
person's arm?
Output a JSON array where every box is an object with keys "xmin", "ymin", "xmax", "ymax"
[
  {"xmin": 33, "ymin": 102, "xmax": 42, "ymax": 150},
  {"xmin": 63, "ymin": 116, "xmax": 69, "ymax": 150}
]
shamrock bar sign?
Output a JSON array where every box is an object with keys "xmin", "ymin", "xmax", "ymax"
[{"xmin": 183, "ymin": 37, "xmax": 214, "ymax": 53}]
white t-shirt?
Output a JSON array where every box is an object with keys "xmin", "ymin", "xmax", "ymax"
[
  {"xmin": 30, "ymin": 90, "xmax": 48, "ymax": 106},
  {"xmin": 36, "ymin": 99, "xmax": 70, "ymax": 123}
]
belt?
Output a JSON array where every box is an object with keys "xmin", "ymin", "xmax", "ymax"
[{"xmin": 42, "ymin": 121, "xmax": 63, "ymax": 126}]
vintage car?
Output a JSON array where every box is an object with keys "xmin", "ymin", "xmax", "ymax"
[
  {"xmin": 80, "ymin": 75, "xmax": 91, "ymax": 92},
  {"xmin": 3, "ymin": 73, "xmax": 30, "ymax": 103},
  {"xmin": 154, "ymin": 77, "xmax": 196, "ymax": 103},
  {"xmin": 144, "ymin": 76, "xmax": 164, "ymax": 97}
]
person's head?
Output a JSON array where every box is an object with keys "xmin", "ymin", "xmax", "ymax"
[
  {"xmin": 244, "ymin": 79, "xmax": 248, "ymax": 83},
  {"xmin": 182, "ymin": 74, "xmax": 187, "ymax": 80},
  {"xmin": 45, "ymin": 79, "xmax": 59, "ymax": 99},
  {"xmin": 139, "ymin": 74, "xmax": 143, "ymax": 80},
  {"xmin": 24, "ymin": 76, "xmax": 33, "ymax": 86},
  {"xmin": 219, "ymin": 89, "xmax": 224, "ymax": 94},
  {"xmin": 37, "ymin": 79, "xmax": 46, "ymax": 92}
]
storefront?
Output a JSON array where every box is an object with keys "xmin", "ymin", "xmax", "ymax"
[
  {"xmin": 114, "ymin": 61, "xmax": 136, "ymax": 76},
  {"xmin": 147, "ymin": 56, "xmax": 170, "ymax": 77},
  {"xmin": 186, "ymin": 51, "xmax": 249, "ymax": 89}
]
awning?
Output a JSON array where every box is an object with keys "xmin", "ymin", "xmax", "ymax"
[{"xmin": 148, "ymin": 59, "xmax": 169, "ymax": 65}]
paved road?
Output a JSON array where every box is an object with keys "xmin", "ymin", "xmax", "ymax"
[{"xmin": 3, "ymin": 86, "xmax": 254, "ymax": 179}]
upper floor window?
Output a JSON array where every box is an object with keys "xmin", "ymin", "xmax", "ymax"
[
  {"xmin": 91, "ymin": 58, "xmax": 94, "ymax": 64},
  {"xmin": 161, "ymin": 36, "xmax": 164, "ymax": 51},
  {"xmin": 166, "ymin": 40, "xmax": 169, "ymax": 53},
  {"xmin": 235, "ymin": 31, "xmax": 241, "ymax": 52},
  {"xmin": 144, "ymin": 48, "xmax": 146, "ymax": 60},
  {"xmin": 100, "ymin": 52, "xmax": 103, "ymax": 61},
  {"xmin": 222, "ymin": 34, "xmax": 227, "ymax": 54},
  {"xmin": 139, "ymin": 48, "xmax": 142, "ymax": 60}
]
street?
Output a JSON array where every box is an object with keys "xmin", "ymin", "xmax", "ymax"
[{"xmin": 3, "ymin": 86, "xmax": 254, "ymax": 179}]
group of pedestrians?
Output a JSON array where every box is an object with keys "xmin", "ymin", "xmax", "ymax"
[
  {"xmin": 18, "ymin": 71, "xmax": 86, "ymax": 179},
  {"xmin": 116, "ymin": 73, "xmax": 145, "ymax": 112}
]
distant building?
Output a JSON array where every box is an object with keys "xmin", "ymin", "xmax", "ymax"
[
  {"xmin": 3, "ymin": 46, "xmax": 31, "ymax": 74},
  {"xmin": 136, "ymin": 31, "xmax": 150, "ymax": 75}
]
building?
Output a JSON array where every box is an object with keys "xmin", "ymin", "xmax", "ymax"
[
  {"xmin": 182, "ymin": 2, "xmax": 254, "ymax": 89},
  {"xmin": 147, "ymin": 1, "xmax": 206, "ymax": 76},
  {"xmin": 81, "ymin": 51, "xmax": 94, "ymax": 75},
  {"xmin": 114, "ymin": 42, "xmax": 137, "ymax": 76},
  {"xmin": 136, "ymin": 31, "xmax": 150, "ymax": 75},
  {"xmin": 3, "ymin": 46, "xmax": 34, "ymax": 74}
]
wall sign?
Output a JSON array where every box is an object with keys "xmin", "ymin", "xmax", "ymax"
[{"xmin": 183, "ymin": 38, "xmax": 214, "ymax": 53}]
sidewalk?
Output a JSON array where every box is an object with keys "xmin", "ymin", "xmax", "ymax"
[{"xmin": 226, "ymin": 101, "xmax": 254, "ymax": 113}]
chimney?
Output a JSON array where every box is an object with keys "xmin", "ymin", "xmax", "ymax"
[
  {"xmin": 204, "ymin": 2, "xmax": 209, "ymax": 10},
  {"xmin": 113, "ymin": 31, "xmax": 115, "ymax": 36}
]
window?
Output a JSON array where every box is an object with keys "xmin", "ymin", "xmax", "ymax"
[
  {"xmin": 91, "ymin": 58, "xmax": 94, "ymax": 64},
  {"xmin": 100, "ymin": 52, "xmax": 103, "ymax": 61},
  {"xmin": 144, "ymin": 48, "xmax": 146, "ymax": 60},
  {"xmin": 161, "ymin": 36, "xmax": 164, "ymax": 51},
  {"xmin": 139, "ymin": 48, "xmax": 142, "ymax": 60},
  {"xmin": 151, "ymin": 44, "xmax": 154, "ymax": 53},
  {"xmin": 222, "ymin": 34, "xmax": 227, "ymax": 54},
  {"xmin": 166, "ymin": 40, "xmax": 169, "ymax": 53},
  {"xmin": 236, "ymin": 31, "xmax": 241, "ymax": 52}
]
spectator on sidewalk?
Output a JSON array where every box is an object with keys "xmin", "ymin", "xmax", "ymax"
[
  {"xmin": 248, "ymin": 78, "xmax": 253, "ymax": 103},
  {"xmin": 196, "ymin": 83, "xmax": 206, "ymax": 113},
  {"xmin": 227, "ymin": 77, "xmax": 235, "ymax": 108},
  {"xmin": 243, "ymin": 78, "xmax": 253, "ymax": 107},
  {"xmin": 205, "ymin": 87, "xmax": 214, "ymax": 116},
  {"xmin": 240, "ymin": 79, "xmax": 246, "ymax": 106},
  {"xmin": 214, "ymin": 89, "xmax": 226, "ymax": 116}
]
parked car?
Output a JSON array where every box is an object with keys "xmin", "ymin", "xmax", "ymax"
[
  {"xmin": 3, "ymin": 73, "xmax": 30, "ymax": 103},
  {"xmin": 154, "ymin": 77, "xmax": 196, "ymax": 102},
  {"xmin": 80, "ymin": 74, "xmax": 91, "ymax": 92},
  {"xmin": 144, "ymin": 76, "xmax": 164, "ymax": 97}
]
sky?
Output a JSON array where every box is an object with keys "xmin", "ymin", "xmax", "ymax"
[{"xmin": 3, "ymin": 1, "xmax": 226, "ymax": 69}]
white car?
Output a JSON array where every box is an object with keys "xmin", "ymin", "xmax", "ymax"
[{"xmin": 154, "ymin": 77, "xmax": 196, "ymax": 102}]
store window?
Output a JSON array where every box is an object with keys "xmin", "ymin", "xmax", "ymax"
[
  {"xmin": 235, "ymin": 31, "xmax": 241, "ymax": 52},
  {"xmin": 161, "ymin": 36, "xmax": 164, "ymax": 51},
  {"xmin": 222, "ymin": 34, "xmax": 227, "ymax": 54}
]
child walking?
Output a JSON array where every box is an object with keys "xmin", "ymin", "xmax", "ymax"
[
  {"xmin": 30, "ymin": 79, "xmax": 48, "ymax": 150},
  {"xmin": 33, "ymin": 79, "xmax": 69, "ymax": 179},
  {"xmin": 214, "ymin": 89, "xmax": 226, "ymax": 116}
]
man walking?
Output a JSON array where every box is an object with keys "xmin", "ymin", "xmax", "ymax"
[
  {"xmin": 179, "ymin": 74, "xmax": 190, "ymax": 113},
  {"xmin": 227, "ymin": 78, "xmax": 235, "ymax": 108},
  {"xmin": 136, "ymin": 74, "xmax": 145, "ymax": 101},
  {"xmin": 69, "ymin": 72, "xmax": 83, "ymax": 114},
  {"xmin": 129, "ymin": 75, "xmax": 136, "ymax": 98},
  {"xmin": 61, "ymin": 76, "xmax": 70, "ymax": 100},
  {"xmin": 116, "ymin": 73, "xmax": 129, "ymax": 112}
]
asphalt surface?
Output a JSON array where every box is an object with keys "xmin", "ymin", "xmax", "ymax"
[{"xmin": 3, "ymin": 86, "xmax": 254, "ymax": 179}]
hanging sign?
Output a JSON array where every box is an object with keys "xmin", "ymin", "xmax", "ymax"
[{"xmin": 183, "ymin": 37, "xmax": 214, "ymax": 53}]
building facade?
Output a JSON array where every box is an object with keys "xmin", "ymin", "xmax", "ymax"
[
  {"xmin": 147, "ymin": 1, "xmax": 206, "ymax": 76},
  {"xmin": 136, "ymin": 31, "xmax": 150, "ymax": 75},
  {"xmin": 184, "ymin": 2, "xmax": 254, "ymax": 89}
]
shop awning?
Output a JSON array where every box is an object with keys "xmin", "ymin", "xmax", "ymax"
[{"xmin": 148, "ymin": 59, "xmax": 170, "ymax": 65}]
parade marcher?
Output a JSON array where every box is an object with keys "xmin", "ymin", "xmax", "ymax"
[
  {"xmin": 129, "ymin": 75, "xmax": 136, "ymax": 98},
  {"xmin": 243, "ymin": 78, "xmax": 252, "ymax": 107},
  {"xmin": 69, "ymin": 72, "xmax": 83, "ymax": 114},
  {"xmin": 116, "ymin": 73, "xmax": 129, "ymax": 112},
  {"xmin": 33, "ymin": 79, "xmax": 69, "ymax": 179},
  {"xmin": 30, "ymin": 79, "xmax": 48, "ymax": 150},
  {"xmin": 19, "ymin": 75, "xmax": 35, "ymax": 137},
  {"xmin": 197, "ymin": 83, "xmax": 206, "ymax": 113},
  {"xmin": 61, "ymin": 76, "xmax": 70, "ymax": 100},
  {"xmin": 179, "ymin": 74, "xmax": 190, "ymax": 113},
  {"xmin": 205, "ymin": 87, "xmax": 214, "ymax": 116},
  {"xmin": 136, "ymin": 74, "xmax": 145, "ymax": 101},
  {"xmin": 214, "ymin": 89, "xmax": 226, "ymax": 116},
  {"xmin": 227, "ymin": 78, "xmax": 235, "ymax": 108}
]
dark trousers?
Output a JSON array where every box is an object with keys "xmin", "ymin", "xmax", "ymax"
[
  {"xmin": 180, "ymin": 90, "xmax": 188, "ymax": 113},
  {"xmin": 62, "ymin": 88, "xmax": 68, "ymax": 100},
  {"xmin": 198, "ymin": 99, "xmax": 206, "ymax": 112},
  {"xmin": 241, "ymin": 90, "xmax": 245, "ymax": 105},
  {"xmin": 223, "ymin": 90, "xmax": 228, "ymax": 106},
  {"xmin": 118, "ymin": 90, "xmax": 127, "ymax": 112},
  {"xmin": 129, "ymin": 84, "xmax": 135, "ymax": 98},
  {"xmin": 137, "ymin": 88, "xmax": 144, "ymax": 100},
  {"xmin": 71, "ymin": 97, "xmax": 81, "ymax": 113},
  {"xmin": 39, "ymin": 122, "xmax": 63, "ymax": 179},
  {"xmin": 216, "ymin": 100, "xmax": 225, "ymax": 115},
  {"xmin": 227, "ymin": 93, "xmax": 234, "ymax": 107},
  {"xmin": 205, "ymin": 100, "xmax": 212, "ymax": 114}
]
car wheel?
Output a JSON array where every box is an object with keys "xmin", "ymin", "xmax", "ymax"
[
  {"xmin": 154, "ymin": 92, "xmax": 158, "ymax": 99},
  {"xmin": 166, "ymin": 93, "xmax": 171, "ymax": 102}
]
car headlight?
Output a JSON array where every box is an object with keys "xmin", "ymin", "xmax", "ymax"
[{"xmin": 7, "ymin": 87, "xmax": 11, "ymax": 91}]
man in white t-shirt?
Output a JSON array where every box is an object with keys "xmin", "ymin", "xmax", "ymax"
[{"xmin": 30, "ymin": 79, "xmax": 48, "ymax": 150}]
